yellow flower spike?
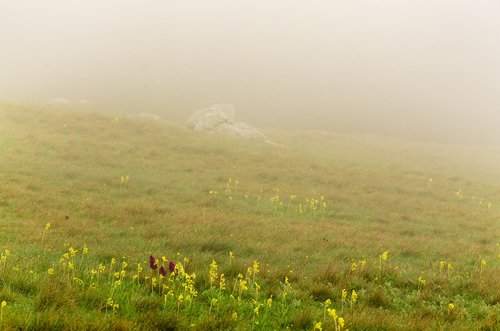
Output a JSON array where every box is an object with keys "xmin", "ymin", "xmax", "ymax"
[
  {"xmin": 82, "ymin": 246, "xmax": 89, "ymax": 255},
  {"xmin": 351, "ymin": 290, "xmax": 358, "ymax": 304},
  {"xmin": 360, "ymin": 259, "xmax": 367, "ymax": 269},
  {"xmin": 481, "ymin": 259, "xmax": 487, "ymax": 269},
  {"xmin": 47, "ymin": 268, "xmax": 54, "ymax": 275},
  {"xmin": 439, "ymin": 261, "xmax": 446, "ymax": 270},
  {"xmin": 327, "ymin": 308, "xmax": 337, "ymax": 320},
  {"xmin": 338, "ymin": 317, "xmax": 345, "ymax": 328},
  {"xmin": 314, "ymin": 321, "xmax": 322, "ymax": 330},
  {"xmin": 209, "ymin": 260, "xmax": 218, "ymax": 289},
  {"xmin": 1, "ymin": 301, "xmax": 6, "ymax": 308},
  {"xmin": 45, "ymin": 223, "xmax": 51, "ymax": 230},
  {"xmin": 350, "ymin": 262, "xmax": 358, "ymax": 272},
  {"xmin": 255, "ymin": 282, "xmax": 261, "ymax": 293},
  {"xmin": 380, "ymin": 251, "xmax": 389, "ymax": 261},
  {"xmin": 219, "ymin": 273, "xmax": 226, "ymax": 291},
  {"xmin": 232, "ymin": 312, "xmax": 238, "ymax": 321},
  {"xmin": 68, "ymin": 247, "xmax": 77, "ymax": 257},
  {"xmin": 448, "ymin": 303, "xmax": 455, "ymax": 310},
  {"xmin": 324, "ymin": 299, "xmax": 331, "ymax": 308},
  {"xmin": 253, "ymin": 260, "xmax": 260, "ymax": 274},
  {"xmin": 238, "ymin": 278, "xmax": 248, "ymax": 296},
  {"xmin": 341, "ymin": 289, "xmax": 347, "ymax": 303},
  {"xmin": 267, "ymin": 296, "xmax": 273, "ymax": 308}
]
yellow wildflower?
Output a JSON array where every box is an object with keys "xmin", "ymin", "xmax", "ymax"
[
  {"xmin": 209, "ymin": 260, "xmax": 218, "ymax": 288},
  {"xmin": 439, "ymin": 261, "xmax": 446, "ymax": 270},
  {"xmin": 68, "ymin": 247, "xmax": 77, "ymax": 257},
  {"xmin": 327, "ymin": 308, "xmax": 337, "ymax": 320},
  {"xmin": 219, "ymin": 273, "xmax": 226, "ymax": 291},
  {"xmin": 351, "ymin": 290, "xmax": 358, "ymax": 303},
  {"xmin": 253, "ymin": 260, "xmax": 260, "ymax": 274},
  {"xmin": 341, "ymin": 289, "xmax": 347, "ymax": 303}
]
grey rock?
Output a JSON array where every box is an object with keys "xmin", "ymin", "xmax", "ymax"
[{"xmin": 187, "ymin": 104, "xmax": 269, "ymax": 142}]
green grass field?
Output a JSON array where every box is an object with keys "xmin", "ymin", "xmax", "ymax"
[{"xmin": 0, "ymin": 102, "xmax": 498, "ymax": 330}]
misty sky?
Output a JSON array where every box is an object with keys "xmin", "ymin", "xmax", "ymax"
[{"xmin": 1, "ymin": 1, "xmax": 500, "ymax": 144}]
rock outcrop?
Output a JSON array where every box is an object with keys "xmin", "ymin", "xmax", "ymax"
[{"xmin": 187, "ymin": 104, "xmax": 269, "ymax": 142}]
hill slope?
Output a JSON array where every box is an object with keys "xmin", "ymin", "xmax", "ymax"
[{"xmin": 0, "ymin": 102, "xmax": 499, "ymax": 330}]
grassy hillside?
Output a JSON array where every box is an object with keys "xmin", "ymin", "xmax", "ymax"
[{"xmin": 0, "ymin": 102, "xmax": 498, "ymax": 330}]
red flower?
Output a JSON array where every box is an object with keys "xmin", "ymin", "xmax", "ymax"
[
  {"xmin": 169, "ymin": 261, "xmax": 176, "ymax": 273},
  {"xmin": 159, "ymin": 266, "xmax": 166, "ymax": 277},
  {"xmin": 149, "ymin": 255, "xmax": 158, "ymax": 270}
]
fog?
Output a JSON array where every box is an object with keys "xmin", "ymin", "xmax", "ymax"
[{"xmin": 1, "ymin": 1, "xmax": 500, "ymax": 144}]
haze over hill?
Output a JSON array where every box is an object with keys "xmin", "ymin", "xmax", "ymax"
[{"xmin": 1, "ymin": 1, "xmax": 500, "ymax": 144}]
